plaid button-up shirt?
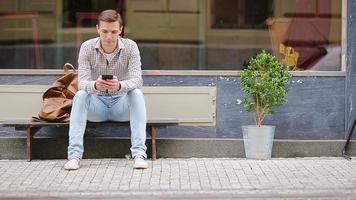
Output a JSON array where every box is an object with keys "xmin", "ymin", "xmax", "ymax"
[{"xmin": 78, "ymin": 37, "xmax": 143, "ymax": 96}]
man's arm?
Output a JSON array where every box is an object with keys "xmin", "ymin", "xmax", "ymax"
[
  {"xmin": 119, "ymin": 41, "xmax": 143, "ymax": 93},
  {"xmin": 78, "ymin": 42, "xmax": 98, "ymax": 94}
]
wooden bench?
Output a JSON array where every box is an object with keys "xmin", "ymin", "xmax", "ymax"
[{"xmin": 0, "ymin": 119, "xmax": 178, "ymax": 161}]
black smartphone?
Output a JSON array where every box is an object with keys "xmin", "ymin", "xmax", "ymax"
[{"xmin": 102, "ymin": 75, "xmax": 113, "ymax": 80}]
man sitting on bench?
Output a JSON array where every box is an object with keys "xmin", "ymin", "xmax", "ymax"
[{"xmin": 64, "ymin": 9, "xmax": 148, "ymax": 170}]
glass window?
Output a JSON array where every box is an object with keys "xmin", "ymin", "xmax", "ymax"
[
  {"xmin": 0, "ymin": 0, "xmax": 342, "ymax": 71},
  {"xmin": 212, "ymin": 0, "xmax": 274, "ymax": 29}
]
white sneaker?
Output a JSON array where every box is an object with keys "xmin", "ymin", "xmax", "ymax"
[
  {"xmin": 133, "ymin": 155, "xmax": 149, "ymax": 169},
  {"xmin": 64, "ymin": 158, "xmax": 80, "ymax": 170}
]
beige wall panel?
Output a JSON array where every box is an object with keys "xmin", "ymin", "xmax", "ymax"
[
  {"xmin": 128, "ymin": 13, "xmax": 168, "ymax": 28},
  {"xmin": 57, "ymin": 28, "xmax": 98, "ymax": 43},
  {"xmin": 0, "ymin": 86, "xmax": 216, "ymax": 126},
  {"xmin": 169, "ymin": 13, "xmax": 198, "ymax": 28},
  {"xmin": 0, "ymin": 14, "xmax": 56, "ymax": 41},
  {"xmin": 275, "ymin": 0, "xmax": 341, "ymax": 17},
  {"xmin": 128, "ymin": 13, "xmax": 199, "ymax": 41},
  {"xmin": 128, "ymin": 0, "xmax": 166, "ymax": 11},
  {"xmin": 18, "ymin": 0, "xmax": 56, "ymax": 12},
  {"xmin": 0, "ymin": 85, "xmax": 47, "ymax": 120},
  {"xmin": 320, "ymin": 0, "xmax": 341, "ymax": 15},
  {"xmin": 0, "ymin": 0, "xmax": 18, "ymax": 12},
  {"xmin": 169, "ymin": 0, "xmax": 198, "ymax": 12},
  {"xmin": 126, "ymin": 13, "xmax": 167, "ymax": 40},
  {"xmin": 206, "ymin": 30, "xmax": 270, "ymax": 45},
  {"xmin": 329, "ymin": 18, "xmax": 342, "ymax": 43},
  {"xmin": 144, "ymin": 87, "xmax": 216, "ymax": 125},
  {"xmin": 273, "ymin": 0, "xmax": 297, "ymax": 17}
]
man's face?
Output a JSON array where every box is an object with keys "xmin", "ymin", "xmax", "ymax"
[{"xmin": 96, "ymin": 21, "xmax": 122, "ymax": 48}]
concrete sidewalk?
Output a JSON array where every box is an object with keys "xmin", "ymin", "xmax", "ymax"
[{"xmin": 1, "ymin": 158, "xmax": 356, "ymax": 199}]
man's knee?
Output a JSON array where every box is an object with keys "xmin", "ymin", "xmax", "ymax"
[
  {"xmin": 127, "ymin": 89, "xmax": 145, "ymax": 105},
  {"xmin": 74, "ymin": 90, "xmax": 89, "ymax": 101},
  {"xmin": 128, "ymin": 89, "xmax": 144, "ymax": 99}
]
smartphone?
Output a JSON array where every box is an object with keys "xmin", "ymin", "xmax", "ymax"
[{"xmin": 102, "ymin": 74, "xmax": 113, "ymax": 80}]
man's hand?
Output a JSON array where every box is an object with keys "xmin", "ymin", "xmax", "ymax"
[{"xmin": 95, "ymin": 75, "xmax": 121, "ymax": 92}]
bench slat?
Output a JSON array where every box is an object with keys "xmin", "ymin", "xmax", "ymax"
[
  {"xmin": 0, "ymin": 119, "xmax": 179, "ymax": 161},
  {"xmin": 1, "ymin": 119, "xmax": 179, "ymax": 128}
]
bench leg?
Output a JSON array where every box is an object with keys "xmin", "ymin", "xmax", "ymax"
[
  {"xmin": 26, "ymin": 127, "xmax": 40, "ymax": 162},
  {"xmin": 150, "ymin": 126, "xmax": 157, "ymax": 160}
]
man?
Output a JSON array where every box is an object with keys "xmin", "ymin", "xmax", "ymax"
[{"xmin": 64, "ymin": 9, "xmax": 148, "ymax": 170}]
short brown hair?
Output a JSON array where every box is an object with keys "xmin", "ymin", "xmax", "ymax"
[{"xmin": 97, "ymin": 9, "xmax": 123, "ymax": 26}]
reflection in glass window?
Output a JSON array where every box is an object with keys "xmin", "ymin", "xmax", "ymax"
[
  {"xmin": 267, "ymin": 0, "xmax": 341, "ymax": 71},
  {"xmin": 62, "ymin": 0, "xmax": 121, "ymax": 28},
  {"xmin": 0, "ymin": 0, "xmax": 342, "ymax": 71},
  {"xmin": 212, "ymin": 0, "xmax": 274, "ymax": 29}
]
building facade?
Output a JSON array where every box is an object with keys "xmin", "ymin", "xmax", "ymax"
[{"xmin": 0, "ymin": 0, "xmax": 355, "ymax": 158}]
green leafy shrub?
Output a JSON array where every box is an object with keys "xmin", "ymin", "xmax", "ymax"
[{"xmin": 240, "ymin": 50, "xmax": 292, "ymax": 126}]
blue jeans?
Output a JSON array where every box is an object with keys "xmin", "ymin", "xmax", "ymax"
[{"xmin": 67, "ymin": 89, "xmax": 147, "ymax": 159}]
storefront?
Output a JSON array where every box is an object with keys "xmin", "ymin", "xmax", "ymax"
[{"xmin": 0, "ymin": 0, "xmax": 354, "ymax": 158}]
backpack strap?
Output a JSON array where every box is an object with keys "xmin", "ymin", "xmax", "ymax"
[{"xmin": 63, "ymin": 63, "xmax": 76, "ymax": 74}]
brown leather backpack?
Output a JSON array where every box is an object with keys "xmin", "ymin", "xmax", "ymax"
[{"xmin": 33, "ymin": 63, "xmax": 78, "ymax": 122}]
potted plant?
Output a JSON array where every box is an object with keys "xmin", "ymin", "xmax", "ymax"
[{"xmin": 240, "ymin": 50, "xmax": 292, "ymax": 159}]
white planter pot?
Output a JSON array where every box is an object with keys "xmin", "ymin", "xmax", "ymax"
[{"xmin": 242, "ymin": 125, "xmax": 275, "ymax": 159}]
